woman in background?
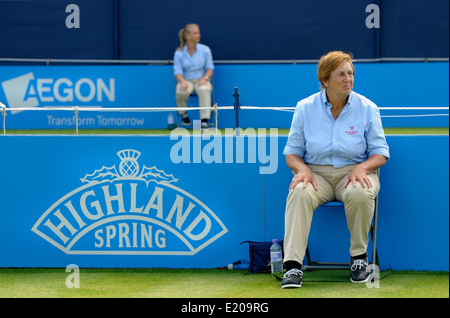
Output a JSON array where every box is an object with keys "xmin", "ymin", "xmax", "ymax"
[{"xmin": 173, "ymin": 23, "xmax": 214, "ymax": 130}]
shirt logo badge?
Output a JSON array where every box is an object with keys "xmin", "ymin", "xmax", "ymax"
[{"xmin": 345, "ymin": 126, "xmax": 359, "ymax": 135}]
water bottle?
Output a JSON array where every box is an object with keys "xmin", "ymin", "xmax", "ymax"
[
  {"xmin": 167, "ymin": 112, "xmax": 176, "ymax": 130},
  {"xmin": 270, "ymin": 239, "xmax": 283, "ymax": 276}
]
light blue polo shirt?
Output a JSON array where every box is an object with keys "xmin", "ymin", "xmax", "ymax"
[
  {"xmin": 173, "ymin": 43, "xmax": 214, "ymax": 80},
  {"xmin": 283, "ymin": 90, "xmax": 390, "ymax": 168}
]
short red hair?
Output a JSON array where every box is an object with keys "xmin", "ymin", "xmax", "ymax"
[{"xmin": 317, "ymin": 51, "xmax": 355, "ymax": 90}]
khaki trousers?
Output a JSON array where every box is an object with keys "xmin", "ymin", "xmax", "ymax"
[
  {"xmin": 283, "ymin": 164, "xmax": 380, "ymax": 265},
  {"xmin": 176, "ymin": 79, "xmax": 212, "ymax": 120}
]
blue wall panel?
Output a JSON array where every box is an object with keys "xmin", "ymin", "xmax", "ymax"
[
  {"xmin": 0, "ymin": 0, "xmax": 116, "ymax": 60},
  {"xmin": 0, "ymin": 63, "xmax": 448, "ymax": 129},
  {"xmin": 118, "ymin": 0, "xmax": 378, "ymax": 60},
  {"xmin": 0, "ymin": 135, "xmax": 267, "ymax": 268},
  {"xmin": 0, "ymin": 135, "xmax": 448, "ymax": 270},
  {"xmin": 381, "ymin": 0, "xmax": 449, "ymax": 58},
  {"xmin": 0, "ymin": 0, "xmax": 448, "ymax": 61}
]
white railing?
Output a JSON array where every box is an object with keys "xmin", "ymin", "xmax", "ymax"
[
  {"xmin": 1, "ymin": 102, "xmax": 448, "ymax": 136},
  {"xmin": 1, "ymin": 57, "xmax": 449, "ymax": 66}
]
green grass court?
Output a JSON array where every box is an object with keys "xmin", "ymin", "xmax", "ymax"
[{"xmin": 0, "ymin": 268, "xmax": 448, "ymax": 298}]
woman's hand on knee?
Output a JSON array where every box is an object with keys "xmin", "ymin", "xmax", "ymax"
[
  {"xmin": 344, "ymin": 165, "xmax": 372, "ymax": 189},
  {"xmin": 178, "ymin": 80, "xmax": 189, "ymax": 91},
  {"xmin": 289, "ymin": 168, "xmax": 318, "ymax": 191}
]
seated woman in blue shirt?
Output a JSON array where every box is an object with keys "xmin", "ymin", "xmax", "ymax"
[
  {"xmin": 281, "ymin": 51, "xmax": 390, "ymax": 288},
  {"xmin": 173, "ymin": 23, "xmax": 214, "ymax": 130}
]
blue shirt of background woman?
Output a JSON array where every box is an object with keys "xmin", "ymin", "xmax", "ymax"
[{"xmin": 174, "ymin": 43, "xmax": 214, "ymax": 80}]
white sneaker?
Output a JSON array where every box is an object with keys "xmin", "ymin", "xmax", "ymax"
[{"xmin": 281, "ymin": 268, "xmax": 303, "ymax": 289}]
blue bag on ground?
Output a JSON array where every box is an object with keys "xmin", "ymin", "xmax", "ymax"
[{"xmin": 241, "ymin": 241, "xmax": 284, "ymax": 273}]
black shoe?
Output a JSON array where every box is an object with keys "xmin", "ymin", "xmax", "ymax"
[
  {"xmin": 281, "ymin": 268, "xmax": 303, "ymax": 289},
  {"xmin": 181, "ymin": 113, "xmax": 191, "ymax": 126},
  {"xmin": 350, "ymin": 257, "xmax": 369, "ymax": 283}
]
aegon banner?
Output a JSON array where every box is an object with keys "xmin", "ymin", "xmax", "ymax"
[
  {"xmin": 2, "ymin": 72, "xmax": 114, "ymax": 110},
  {"xmin": 0, "ymin": 66, "xmax": 175, "ymax": 130}
]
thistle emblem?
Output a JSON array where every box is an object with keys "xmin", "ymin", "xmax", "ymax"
[
  {"xmin": 118, "ymin": 149, "xmax": 140, "ymax": 177},
  {"xmin": 80, "ymin": 149, "xmax": 178, "ymax": 184}
]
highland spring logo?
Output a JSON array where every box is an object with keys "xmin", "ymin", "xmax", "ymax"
[{"xmin": 32, "ymin": 149, "xmax": 228, "ymax": 255}]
